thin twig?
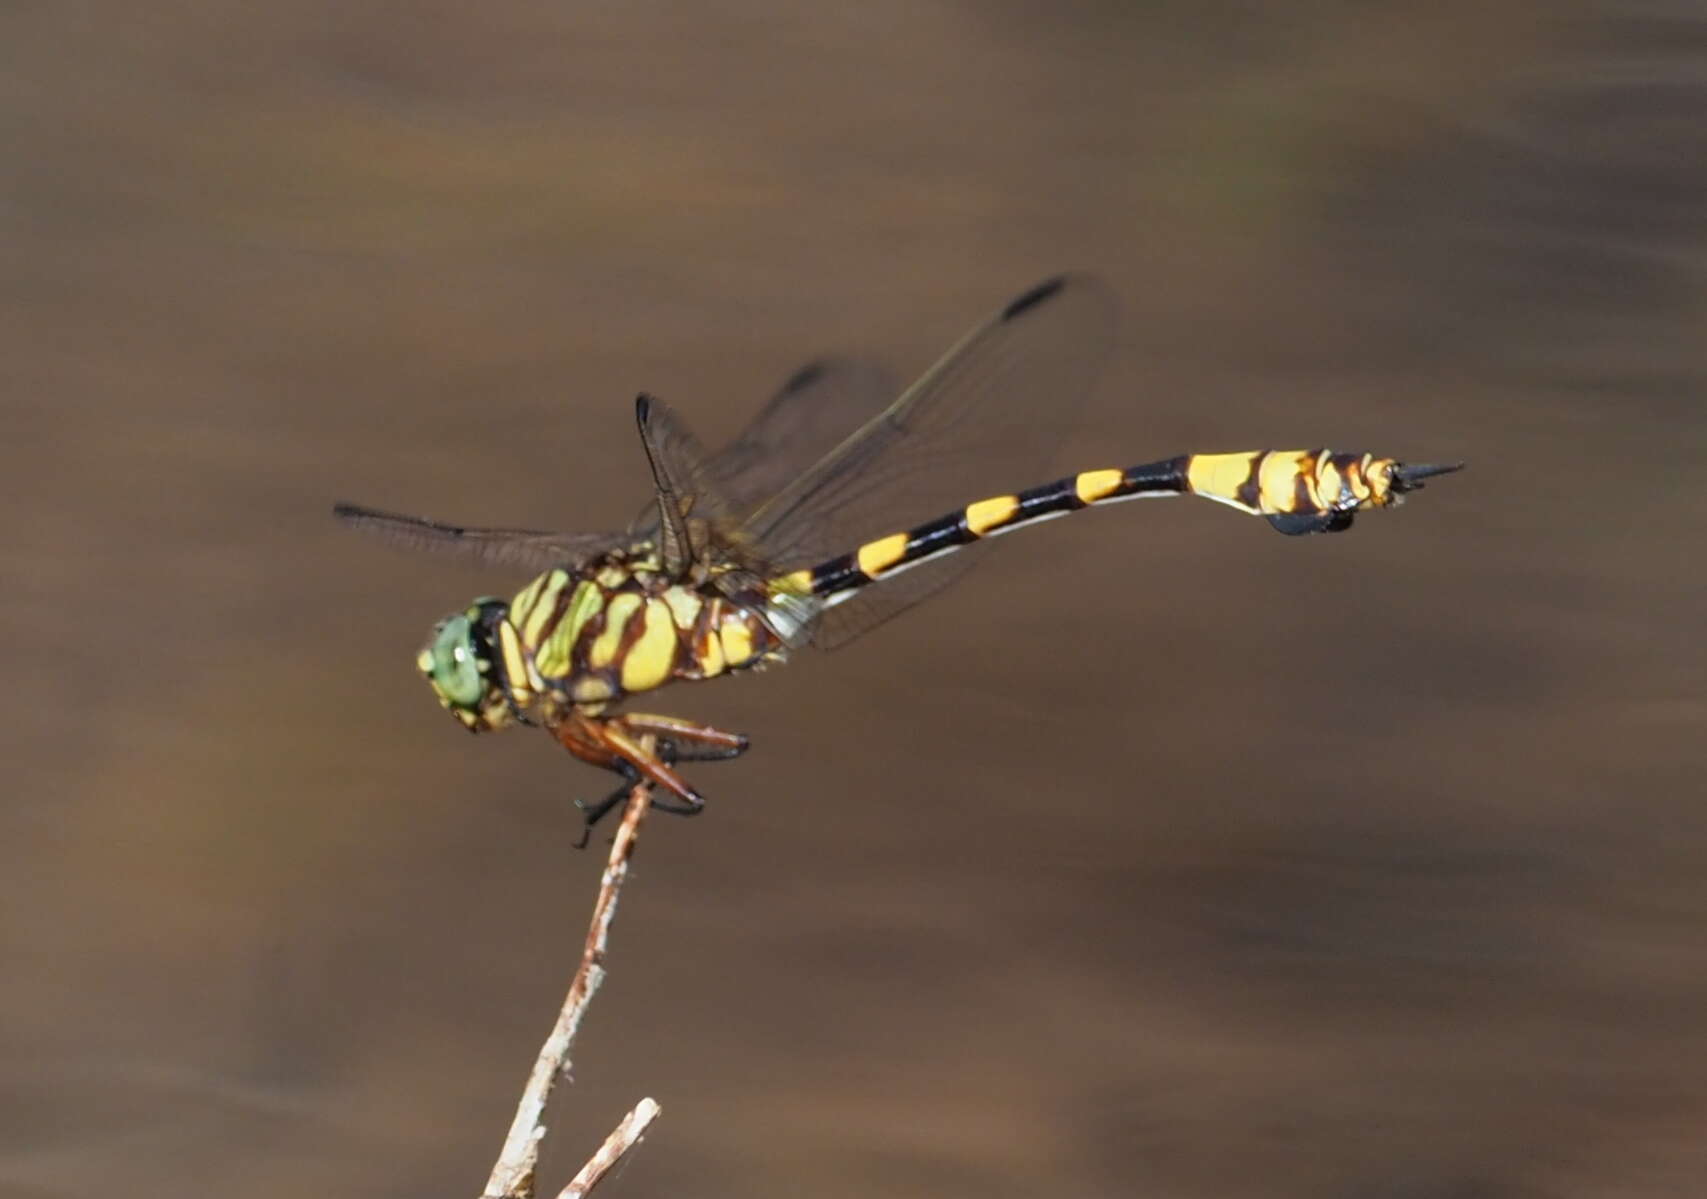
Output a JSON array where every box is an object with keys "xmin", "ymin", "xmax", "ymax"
[
  {"xmin": 481, "ymin": 757, "xmax": 655, "ymax": 1199},
  {"xmin": 555, "ymin": 1097, "xmax": 661, "ymax": 1198}
]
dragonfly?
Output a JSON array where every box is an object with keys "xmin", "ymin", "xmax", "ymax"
[{"xmin": 335, "ymin": 274, "xmax": 1461, "ymax": 833}]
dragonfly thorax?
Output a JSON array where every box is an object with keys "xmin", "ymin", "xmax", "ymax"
[{"xmin": 422, "ymin": 558, "xmax": 798, "ymax": 734}]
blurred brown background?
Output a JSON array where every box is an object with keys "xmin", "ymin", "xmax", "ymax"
[{"xmin": 6, "ymin": 2, "xmax": 1707, "ymax": 1196}]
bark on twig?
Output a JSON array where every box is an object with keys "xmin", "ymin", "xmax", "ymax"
[
  {"xmin": 481, "ymin": 762, "xmax": 656, "ymax": 1199},
  {"xmin": 554, "ymin": 1098, "xmax": 661, "ymax": 1198}
]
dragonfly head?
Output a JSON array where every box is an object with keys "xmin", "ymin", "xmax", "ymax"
[{"xmin": 417, "ymin": 598, "xmax": 513, "ymax": 732}]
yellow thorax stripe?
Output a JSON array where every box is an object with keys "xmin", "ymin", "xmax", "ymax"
[
  {"xmin": 509, "ymin": 573, "xmax": 547, "ymax": 629},
  {"xmin": 533, "ymin": 581, "xmax": 603, "ymax": 678},
  {"xmin": 620, "ymin": 598, "xmax": 678, "ymax": 693},
  {"xmin": 519, "ymin": 569, "xmax": 570, "ymax": 645},
  {"xmin": 588, "ymin": 593, "xmax": 643, "ymax": 669},
  {"xmin": 498, "ymin": 620, "xmax": 542, "ymax": 698}
]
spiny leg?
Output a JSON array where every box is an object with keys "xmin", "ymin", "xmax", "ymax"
[
  {"xmin": 571, "ymin": 775, "xmax": 706, "ymax": 842},
  {"xmin": 563, "ymin": 741, "xmax": 703, "ymax": 847},
  {"xmin": 573, "ymin": 761, "xmax": 641, "ymax": 849},
  {"xmin": 654, "ymin": 738, "xmax": 748, "ymax": 765},
  {"xmin": 551, "ymin": 710, "xmax": 710, "ymax": 837},
  {"xmin": 601, "ymin": 719, "xmax": 707, "ymax": 816},
  {"xmin": 617, "ymin": 713, "xmax": 749, "ymax": 763}
]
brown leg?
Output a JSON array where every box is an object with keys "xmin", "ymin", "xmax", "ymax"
[
  {"xmin": 549, "ymin": 710, "xmax": 707, "ymax": 820},
  {"xmin": 616, "ymin": 712, "xmax": 749, "ymax": 762},
  {"xmin": 597, "ymin": 719, "xmax": 706, "ymax": 815},
  {"xmin": 550, "ymin": 709, "xmax": 625, "ymax": 772}
]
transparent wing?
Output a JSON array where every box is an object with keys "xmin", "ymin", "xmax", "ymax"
[
  {"xmin": 744, "ymin": 274, "xmax": 1120, "ymax": 648},
  {"xmin": 629, "ymin": 394, "xmax": 756, "ymax": 578},
  {"xmin": 702, "ymin": 357, "xmax": 903, "ymax": 519},
  {"xmin": 625, "ymin": 362, "xmax": 901, "ymax": 642},
  {"xmin": 331, "ymin": 503, "xmax": 628, "ymax": 574},
  {"xmin": 339, "ymin": 276, "xmax": 1115, "ymax": 650},
  {"xmin": 340, "ymin": 359, "xmax": 900, "ymax": 583},
  {"xmin": 629, "ymin": 357, "xmax": 900, "ymax": 534}
]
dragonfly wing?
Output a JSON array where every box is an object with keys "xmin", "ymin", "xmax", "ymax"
[
  {"xmin": 704, "ymin": 357, "xmax": 903, "ymax": 519},
  {"xmin": 630, "ymin": 394, "xmax": 754, "ymax": 578},
  {"xmin": 633, "ymin": 367, "xmax": 921, "ymax": 643},
  {"xmin": 811, "ymin": 548, "xmax": 984, "ymax": 649},
  {"xmin": 332, "ymin": 503, "xmax": 628, "ymax": 573},
  {"xmin": 746, "ymin": 274, "xmax": 1120, "ymax": 648},
  {"xmin": 628, "ymin": 356, "xmax": 900, "ymax": 533}
]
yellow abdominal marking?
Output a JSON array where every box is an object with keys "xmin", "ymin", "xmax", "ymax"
[
  {"xmin": 772, "ymin": 568, "xmax": 814, "ymax": 596},
  {"xmin": 1074, "ymin": 469, "xmax": 1125, "ymax": 504},
  {"xmin": 1342, "ymin": 457, "xmax": 1371, "ymax": 503},
  {"xmin": 1315, "ymin": 457, "xmax": 1347, "ymax": 507},
  {"xmin": 965, "ymin": 494, "xmax": 1019, "ymax": 535},
  {"xmin": 1187, "ymin": 453, "xmax": 1261, "ymax": 509},
  {"xmin": 1258, "ymin": 451, "xmax": 1314, "ymax": 513},
  {"xmin": 620, "ymin": 598, "xmax": 679, "ymax": 693},
  {"xmin": 857, "ymin": 532, "xmax": 910, "ymax": 576},
  {"xmin": 1364, "ymin": 456, "xmax": 1394, "ymax": 504}
]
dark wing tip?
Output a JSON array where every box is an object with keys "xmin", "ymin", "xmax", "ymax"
[
  {"xmin": 332, "ymin": 501, "xmax": 464, "ymax": 536},
  {"xmin": 635, "ymin": 393, "xmax": 655, "ymax": 421},
  {"xmin": 780, "ymin": 360, "xmax": 829, "ymax": 394},
  {"xmin": 1001, "ymin": 275, "xmax": 1069, "ymax": 321},
  {"xmin": 332, "ymin": 501, "xmax": 392, "ymax": 526}
]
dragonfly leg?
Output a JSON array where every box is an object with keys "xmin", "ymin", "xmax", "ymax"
[
  {"xmin": 616, "ymin": 712, "xmax": 750, "ymax": 763},
  {"xmin": 654, "ymin": 738, "xmax": 748, "ymax": 765},
  {"xmin": 551, "ymin": 710, "xmax": 708, "ymax": 834},
  {"xmin": 573, "ymin": 762, "xmax": 641, "ymax": 849}
]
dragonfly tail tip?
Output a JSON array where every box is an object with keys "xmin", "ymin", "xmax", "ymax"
[{"xmin": 1392, "ymin": 461, "xmax": 1465, "ymax": 492}]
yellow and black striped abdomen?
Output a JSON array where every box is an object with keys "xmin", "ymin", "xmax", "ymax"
[
  {"xmin": 496, "ymin": 566, "xmax": 786, "ymax": 714},
  {"xmin": 786, "ymin": 449, "xmax": 1452, "ymax": 606},
  {"xmin": 1183, "ymin": 450, "xmax": 1403, "ymax": 531}
]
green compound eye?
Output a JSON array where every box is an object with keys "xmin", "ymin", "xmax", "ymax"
[{"xmin": 426, "ymin": 614, "xmax": 483, "ymax": 707}]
